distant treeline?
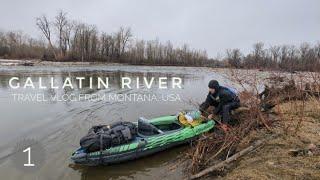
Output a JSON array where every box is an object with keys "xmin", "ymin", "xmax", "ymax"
[
  {"xmin": 225, "ymin": 42, "xmax": 320, "ymax": 72},
  {"xmin": 0, "ymin": 10, "xmax": 319, "ymax": 71},
  {"xmin": 0, "ymin": 10, "xmax": 207, "ymax": 66}
]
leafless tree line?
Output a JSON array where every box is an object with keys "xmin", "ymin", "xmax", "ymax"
[
  {"xmin": 33, "ymin": 10, "xmax": 208, "ymax": 65},
  {"xmin": 0, "ymin": 10, "xmax": 207, "ymax": 66},
  {"xmin": 225, "ymin": 42, "xmax": 320, "ymax": 72},
  {"xmin": 0, "ymin": 30, "xmax": 46, "ymax": 59}
]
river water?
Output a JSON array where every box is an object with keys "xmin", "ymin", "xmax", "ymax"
[{"xmin": 0, "ymin": 65, "xmax": 236, "ymax": 180}]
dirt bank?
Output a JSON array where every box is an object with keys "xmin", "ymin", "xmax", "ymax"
[{"xmin": 222, "ymin": 99, "xmax": 320, "ymax": 179}]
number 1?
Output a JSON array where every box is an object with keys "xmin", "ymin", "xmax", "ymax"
[{"xmin": 23, "ymin": 147, "xmax": 35, "ymax": 167}]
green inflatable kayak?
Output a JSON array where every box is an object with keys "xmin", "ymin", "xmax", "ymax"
[{"xmin": 71, "ymin": 114, "xmax": 214, "ymax": 166}]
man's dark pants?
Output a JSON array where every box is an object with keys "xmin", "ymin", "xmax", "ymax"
[{"xmin": 219, "ymin": 100, "xmax": 240, "ymax": 124}]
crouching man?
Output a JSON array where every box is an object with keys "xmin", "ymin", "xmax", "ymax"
[{"xmin": 199, "ymin": 80, "xmax": 240, "ymax": 132}]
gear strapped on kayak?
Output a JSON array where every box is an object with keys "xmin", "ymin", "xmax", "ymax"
[
  {"xmin": 71, "ymin": 110, "xmax": 215, "ymax": 166},
  {"xmin": 177, "ymin": 110, "xmax": 204, "ymax": 127}
]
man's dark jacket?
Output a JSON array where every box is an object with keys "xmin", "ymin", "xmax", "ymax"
[{"xmin": 200, "ymin": 86, "xmax": 239, "ymax": 115}]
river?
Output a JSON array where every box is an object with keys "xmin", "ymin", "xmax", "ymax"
[{"xmin": 0, "ymin": 64, "xmax": 237, "ymax": 180}]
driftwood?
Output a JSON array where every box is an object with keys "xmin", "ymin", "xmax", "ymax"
[{"xmin": 189, "ymin": 139, "xmax": 265, "ymax": 180}]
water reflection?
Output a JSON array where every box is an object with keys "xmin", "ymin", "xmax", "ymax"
[{"xmin": 69, "ymin": 145, "xmax": 187, "ymax": 180}]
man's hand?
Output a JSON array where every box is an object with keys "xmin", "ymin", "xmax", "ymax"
[
  {"xmin": 220, "ymin": 124, "xmax": 231, "ymax": 133},
  {"xmin": 200, "ymin": 115, "xmax": 206, "ymax": 119},
  {"xmin": 208, "ymin": 114, "xmax": 214, "ymax": 119}
]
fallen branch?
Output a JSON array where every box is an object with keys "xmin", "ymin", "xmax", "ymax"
[
  {"xmin": 189, "ymin": 139, "xmax": 265, "ymax": 180},
  {"xmin": 257, "ymin": 111, "xmax": 272, "ymax": 131}
]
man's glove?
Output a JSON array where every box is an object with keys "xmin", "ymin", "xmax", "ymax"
[{"xmin": 219, "ymin": 123, "xmax": 231, "ymax": 133}]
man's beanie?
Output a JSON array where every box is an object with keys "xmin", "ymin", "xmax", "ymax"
[{"xmin": 208, "ymin": 80, "xmax": 220, "ymax": 89}]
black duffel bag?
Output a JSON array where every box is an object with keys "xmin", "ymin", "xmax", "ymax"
[{"xmin": 80, "ymin": 121, "xmax": 137, "ymax": 153}]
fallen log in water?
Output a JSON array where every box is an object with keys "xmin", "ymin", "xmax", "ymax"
[{"xmin": 189, "ymin": 139, "xmax": 265, "ymax": 180}]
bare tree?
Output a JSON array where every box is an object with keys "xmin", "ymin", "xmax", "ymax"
[
  {"xmin": 117, "ymin": 27, "xmax": 132, "ymax": 57},
  {"xmin": 226, "ymin": 48, "xmax": 242, "ymax": 68},
  {"xmin": 252, "ymin": 42, "xmax": 266, "ymax": 67},
  {"xmin": 36, "ymin": 15, "xmax": 56, "ymax": 59},
  {"xmin": 269, "ymin": 45, "xmax": 281, "ymax": 67},
  {"xmin": 63, "ymin": 21, "xmax": 74, "ymax": 54},
  {"xmin": 54, "ymin": 10, "xmax": 68, "ymax": 58},
  {"xmin": 71, "ymin": 23, "xmax": 98, "ymax": 61}
]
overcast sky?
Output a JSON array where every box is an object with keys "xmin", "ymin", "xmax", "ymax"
[{"xmin": 0, "ymin": 0, "xmax": 319, "ymax": 57}]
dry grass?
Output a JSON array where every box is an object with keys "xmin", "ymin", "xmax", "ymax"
[{"xmin": 223, "ymin": 99, "xmax": 320, "ymax": 180}]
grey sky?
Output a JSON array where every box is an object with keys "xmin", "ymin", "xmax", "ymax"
[{"xmin": 0, "ymin": 0, "xmax": 319, "ymax": 57}]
